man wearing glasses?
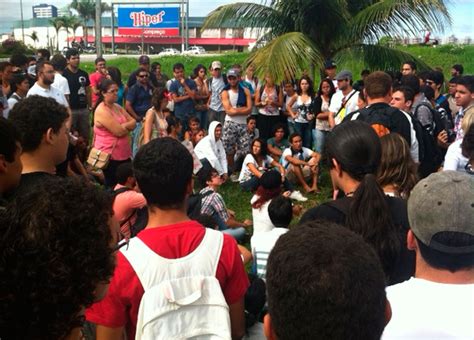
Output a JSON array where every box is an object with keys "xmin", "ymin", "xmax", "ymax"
[
  {"xmin": 27, "ymin": 61, "xmax": 69, "ymax": 110},
  {"xmin": 126, "ymin": 68, "xmax": 153, "ymax": 155}
]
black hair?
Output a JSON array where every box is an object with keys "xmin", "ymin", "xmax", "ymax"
[
  {"xmin": 461, "ymin": 124, "xmax": 474, "ymax": 160},
  {"xmin": 288, "ymin": 132, "xmax": 302, "ymax": 143},
  {"xmin": 65, "ymin": 48, "xmax": 80, "ymax": 60},
  {"xmin": 421, "ymin": 85, "xmax": 435, "ymax": 102},
  {"xmin": 187, "ymin": 116, "xmax": 200, "ymax": 125},
  {"xmin": 268, "ymin": 195, "xmax": 293, "ymax": 228},
  {"xmin": 0, "ymin": 177, "xmax": 116, "ymax": 340},
  {"xmin": 133, "ymin": 137, "xmax": 193, "ymax": 209},
  {"xmin": 135, "ymin": 68, "xmax": 148, "ymax": 77},
  {"xmin": 325, "ymin": 120, "xmax": 400, "ymax": 280},
  {"xmin": 0, "ymin": 61, "xmax": 12, "ymax": 73},
  {"xmin": 35, "ymin": 60, "xmax": 53, "ymax": 75},
  {"xmin": 250, "ymin": 138, "xmax": 268, "ymax": 158},
  {"xmin": 418, "ymin": 70, "xmax": 430, "ymax": 82},
  {"xmin": 266, "ymin": 222, "xmax": 387, "ymax": 340},
  {"xmin": 0, "ymin": 116, "xmax": 21, "ymax": 162},
  {"xmin": 197, "ymin": 166, "xmax": 219, "ymax": 188},
  {"xmin": 50, "ymin": 54, "xmax": 67, "ymax": 72},
  {"xmin": 246, "ymin": 115, "xmax": 256, "ymax": 124},
  {"xmin": 116, "ymin": 162, "xmax": 134, "ymax": 185},
  {"xmin": 165, "ymin": 115, "xmax": 181, "ymax": 134},
  {"xmin": 393, "ymin": 85, "xmax": 415, "ymax": 103},
  {"xmin": 192, "ymin": 64, "xmax": 206, "ymax": 78},
  {"xmin": 195, "ymin": 214, "xmax": 217, "ymax": 229},
  {"xmin": 402, "ymin": 60, "xmax": 417, "ymax": 71},
  {"xmin": 9, "ymin": 53, "xmax": 28, "ymax": 68},
  {"xmin": 173, "ymin": 62, "xmax": 184, "ymax": 71},
  {"xmin": 9, "ymin": 72, "xmax": 28, "ymax": 94},
  {"xmin": 107, "ymin": 66, "xmax": 123, "ymax": 87},
  {"xmin": 297, "ymin": 75, "xmax": 315, "ymax": 97},
  {"xmin": 151, "ymin": 61, "xmax": 161, "ymax": 72},
  {"xmin": 400, "ymin": 75, "xmax": 421, "ymax": 94},
  {"xmin": 416, "ymin": 232, "xmax": 474, "ymax": 272},
  {"xmin": 361, "ymin": 69, "xmax": 370, "ymax": 76},
  {"xmin": 457, "ymin": 75, "xmax": 474, "ymax": 93},
  {"xmin": 94, "ymin": 57, "xmax": 105, "ymax": 65},
  {"xmin": 36, "ymin": 48, "xmax": 50, "ymax": 61},
  {"xmin": 9, "ymin": 95, "xmax": 69, "ymax": 152},
  {"xmin": 94, "ymin": 79, "xmax": 117, "ymax": 112},
  {"xmin": 449, "ymin": 76, "xmax": 461, "ymax": 84},
  {"xmin": 427, "ymin": 70, "xmax": 444, "ymax": 86},
  {"xmin": 317, "ymin": 77, "xmax": 336, "ymax": 98},
  {"xmin": 272, "ymin": 122, "xmax": 286, "ymax": 136},
  {"xmin": 452, "ymin": 64, "xmax": 464, "ymax": 75}
]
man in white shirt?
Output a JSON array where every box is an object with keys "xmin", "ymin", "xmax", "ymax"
[
  {"xmin": 27, "ymin": 61, "xmax": 70, "ymax": 110},
  {"xmin": 328, "ymin": 70, "xmax": 359, "ymax": 126},
  {"xmin": 50, "ymin": 54, "xmax": 70, "ymax": 103},
  {"xmin": 382, "ymin": 171, "xmax": 474, "ymax": 340}
]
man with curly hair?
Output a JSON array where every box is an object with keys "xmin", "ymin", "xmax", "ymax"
[
  {"xmin": 8, "ymin": 95, "xmax": 69, "ymax": 195},
  {"xmin": 0, "ymin": 177, "xmax": 118, "ymax": 340}
]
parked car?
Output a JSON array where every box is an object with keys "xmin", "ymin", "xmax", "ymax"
[
  {"xmin": 183, "ymin": 46, "xmax": 206, "ymax": 55},
  {"xmin": 158, "ymin": 48, "xmax": 180, "ymax": 56}
]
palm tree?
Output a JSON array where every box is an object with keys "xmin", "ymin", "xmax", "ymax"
[
  {"xmin": 70, "ymin": 0, "xmax": 111, "ymax": 44},
  {"xmin": 203, "ymin": 0, "xmax": 451, "ymax": 81},
  {"xmin": 49, "ymin": 17, "xmax": 64, "ymax": 52},
  {"xmin": 27, "ymin": 30, "xmax": 39, "ymax": 48},
  {"xmin": 61, "ymin": 16, "xmax": 81, "ymax": 48}
]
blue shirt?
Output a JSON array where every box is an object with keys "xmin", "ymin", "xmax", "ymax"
[
  {"xmin": 126, "ymin": 83, "xmax": 152, "ymax": 118},
  {"xmin": 170, "ymin": 78, "xmax": 197, "ymax": 118}
]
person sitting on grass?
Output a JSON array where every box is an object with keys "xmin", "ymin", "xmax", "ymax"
[
  {"xmin": 198, "ymin": 166, "xmax": 252, "ymax": 241},
  {"xmin": 267, "ymin": 123, "xmax": 289, "ymax": 162},
  {"xmin": 184, "ymin": 116, "xmax": 201, "ymax": 142},
  {"xmin": 195, "ymin": 121, "xmax": 228, "ymax": 181},
  {"xmin": 281, "ymin": 132, "xmax": 320, "ymax": 194}
]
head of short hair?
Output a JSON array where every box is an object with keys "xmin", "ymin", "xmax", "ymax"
[
  {"xmin": 50, "ymin": 54, "xmax": 67, "ymax": 72},
  {"xmin": 251, "ymin": 138, "xmax": 268, "ymax": 157},
  {"xmin": 0, "ymin": 177, "xmax": 116, "ymax": 340},
  {"xmin": 246, "ymin": 115, "xmax": 256, "ymax": 124},
  {"xmin": 272, "ymin": 122, "xmax": 286, "ymax": 136},
  {"xmin": 421, "ymin": 85, "xmax": 435, "ymax": 102},
  {"xmin": 173, "ymin": 62, "xmax": 184, "ymax": 71},
  {"xmin": 403, "ymin": 61, "xmax": 417, "ymax": 71},
  {"xmin": 268, "ymin": 195, "xmax": 293, "ymax": 228},
  {"xmin": 364, "ymin": 71, "xmax": 392, "ymax": 99},
  {"xmin": 317, "ymin": 78, "xmax": 336, "ymax": 98},
  {"xmin": 0, "ymin": 116, "xmax": 22, "ymax": 162},
  {"xmin": 65, "ymin": 48, "xmax": 79, "ymax": 60},
  {"xmin": 37, "ymin": 48, "xmax": 51, "ymax": 61},
  {"xmin": 400, "ymin": 74, "xmax": 421, "ymax": 94},
  {"xmin": 8, "ymin": 95, "xmax": 69, "ymax": 152},
  {"xmin": 10, "ymin": 72, "xmax": 27, "ymax": 87},
  {"xmin": 266, "ymin": 222, "xmax": 387, "ymax": 340},
  {"xmin": 377, "ymin": 133, "xmax": 418, "ymax": 198},
  {"xmin": 418, "ymin": 70, "xmax": 430, "ymax": 82},
  {"xmin": 449, "ymin": 76, "xmax": 461, "ymax": 84},
  {"xmin": 393, "ymin": 85, "xmax": 415, "ymax": 103},
  {"xmin": 461, "ymin": 124, "xmax": 474, "ymax": 160},
  {"xmin": 361, "ymin": 69, "xmax": 370, "ymax": 77},
  {"xmin": 35, "ymin": 60, "xmax": 53, "ymax": 75},
  {"xmin": 133, "ymin": 138, "xmax": 193, "ymax": 209},
  {"xmin": 135, "ymin": 68, "xmax": 148, "ymax": 77},
  {"xmin": 197, "ymin": 166, "xmax": 219, "ymax": 188},
  {"xmin": 427, "ymin": 70, "xmax": 444, "ymax": 86},
  {"xmin": 116, "ymin": 162, "xmax": 134, "ymax": 185},
  {"xmin": 187, "ymin": 116, "xmax": 200, "ymax": 126},
  {"xmin": 94, "ymin": 57, "xmax": 105, "ymax": 65},
  {"xmin": 288, "ymin": 132, "xmax": 302, "ymax": 144},
  {"xmin": 9, "ymin": 53, "xmax": 28, "ymax": 68},
  {"xmin": 106, "ymin": 66, "xmax": 122, "ymax": 86},
  {"xmin": 151, "ymin": 87, "xmax": 168, "ymax": 109},
  {"xmin": 452, "ymin": 64, "xmax": 464, "ymax": 75},
  {"xmin": 457, "ymin": 75, "xmax": 474, "ymax": 94}
]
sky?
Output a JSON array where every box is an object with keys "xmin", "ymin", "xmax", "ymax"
[{"xmin": 0, "ymin": 0, "xmax": 473, "ymax": 38}]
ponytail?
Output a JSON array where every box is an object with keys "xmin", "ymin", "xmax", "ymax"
[{"xmin": 346, "ymin": 173, "xmax": 400, "ymax": 281}]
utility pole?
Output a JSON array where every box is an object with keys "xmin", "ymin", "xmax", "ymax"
[
  {"xmin": 95, "ymin": 0, "xmax": 103, "ymax": 57},
  {"xmin": 19, "ymin": 0, "xmax": 25, "ymax": 43}
]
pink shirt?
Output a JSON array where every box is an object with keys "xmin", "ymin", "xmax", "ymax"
[
  {"xmin": 113, "ymin": 184, "xmax": 147, "ymax": 238},
  {"xmin": 89, "ymin": 71, "xmax": 106, "ymax": 107},
  {"xmin": 93, "ymin": 104, "xmax": 132, "ymax": 161}
]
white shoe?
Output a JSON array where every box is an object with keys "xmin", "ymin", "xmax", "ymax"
[
  {"xmin": 289, "ymin": 190, "xmax": 308, "ymax": 202},
  {"xmin": 230, "ymin": 173, "xmax": 240, "ymax": 183}
]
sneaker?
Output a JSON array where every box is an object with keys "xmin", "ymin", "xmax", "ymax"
[
  {"xmin": 230, "ymin": 173, "xmax": 240, "ymax": 183},
  {"xmin": 289, "ymin": 190, "xmax": 308, "ymax": 202}
]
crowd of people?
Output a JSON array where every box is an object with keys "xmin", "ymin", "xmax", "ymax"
[{"xmin": 0, "ymin": 47, "xmax": 473, "ymax": 340}]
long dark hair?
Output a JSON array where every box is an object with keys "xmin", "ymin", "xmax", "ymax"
[
  {"xmin": 250, "ymin": 138, "xmax": 268, "ymax": 161},
  {"xmin": 297, "ymin": 75, "xmax": 315, "ymax": 97},
  {"xmin": 325, "ymin": 120, "xmax": 400, "ymax": 279},
  {"xmin": 192, "ymin": 64, "xmax": 206, "ymax": 79},
  {"xmin": 317, "ymin": 78, "xmax": 336, "ymax": 98}
]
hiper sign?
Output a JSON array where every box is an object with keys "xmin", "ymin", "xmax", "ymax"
[{"xmin": 117, "ymin": 7, "xmax": 180, "ymax": 36}]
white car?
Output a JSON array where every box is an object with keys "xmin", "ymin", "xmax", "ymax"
[
  {"xmin": 183, "ymin": 46, "xmax": 206, "ymax": 55},
  {"xmin": 158, "ymin": 48, "xmax": 180, "ymax": 56}
]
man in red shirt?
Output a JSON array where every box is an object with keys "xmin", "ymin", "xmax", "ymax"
[
  {"xmin": 89, "ymin": 57, "xmax": 108, "ymax": 108},
  {"xmin": 86, "ymin": 137, "xmax": 248, "ymax": 339}
]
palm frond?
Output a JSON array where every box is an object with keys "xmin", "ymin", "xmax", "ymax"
[
  {"xmin": 336, "ymin": 44, "xmax": 432, "ymax": 72},
  {"xmin": 350, "ymin": 0, "xmax": 451, "ymax": 43},
  {"xmin": 247, "ymin": 32, "xmax": 323, "ymax": 83}
]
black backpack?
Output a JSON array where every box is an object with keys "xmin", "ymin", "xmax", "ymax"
[
  {"xmin": 187, "ymin": 190, "xmax": 214, "ymax": 219},
  {"xmin": 113, "ymin": 187, "xmax": 148, "ymax": 237}
]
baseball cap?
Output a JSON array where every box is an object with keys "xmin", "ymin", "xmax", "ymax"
[
  {"xmin": 324, "ymin": 60, "xmax": 337, "ymax": 69},
  {"xmin": 211, "ymin": 61, "xmax": 221, "ymax": 70},
  {"xmin": 408, "ymin": 171, "xmax": 474, "ymax": 254},
  {"xmin": 227, "ymin": 69, "xmax": 240, "ymax": 78},
  {"xmin": 138, "ymin": 55, "xmax": 150, "ymax": 65},
  {"xmin": 335, "ymin": 70, "xmax": 353, "ymax": 81}
]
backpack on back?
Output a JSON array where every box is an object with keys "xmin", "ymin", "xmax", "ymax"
[
  {"xmin": 187, "ymin": 190, "xmax": 214, "ymax": 219},
  {"xmin": 120, "ymin": 228, "xmax": 231, "ymax": 340}
]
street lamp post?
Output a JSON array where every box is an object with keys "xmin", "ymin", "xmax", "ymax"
[
  {"xmin": 95, "ymin": 0, "xmax": 103, "ymax": 57},
  {"xmin": 19, "ymin": 0, "xmax": 25, "ymax": 43}
]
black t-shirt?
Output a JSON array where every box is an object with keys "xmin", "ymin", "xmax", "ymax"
[
  {"xmin": 300, "ymin": 196, "xmax": 415, "ymax": 285},
  {"xmin": 63, "ymin": 67, "xmax": 90, "ymax": 109},
  {"xmin": 11, "ymin": 172, "xmax": 57, "ymax": 200}
]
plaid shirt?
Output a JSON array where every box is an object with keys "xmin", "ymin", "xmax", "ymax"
[{"xmin": 199, "ymin": 187, "xmax": 229, "ymax": 222}]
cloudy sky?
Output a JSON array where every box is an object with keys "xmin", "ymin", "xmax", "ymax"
[{"xmin": 0, "ymin": 0, "xmax": 473, "ymax": 37}]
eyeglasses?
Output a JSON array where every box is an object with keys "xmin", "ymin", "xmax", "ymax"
[
  {"xmin": 138, "ymin": 74, "xmax": 149, "ymax": 78},
  {"xmin": 107, "ymin": 89, "xmax": 119, "ymax": 93}
]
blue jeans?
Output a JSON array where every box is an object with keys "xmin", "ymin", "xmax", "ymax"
[
  {"xmin": 288, "ymin": 121, "xmax": 296, "ymax": 136},
  {"xmin": 314, "ymin": 129, "xmax": 329, "ymax": 154},
  {"xmin": 195, "ymin": 110, "xmax": 208, "ymax": 130},
  {"xmin": 131, "ymin": 122, "xmax": 142, "ymax": 158},
  {"xmin": 240, "ymin": 172, "xmax": 294, "ymax": 192},
  {"xmin": 212, "ymin": 212, "xmax": 246, "ymax": 242},
  {"xmin": 294, "ymin": 122, "xmax": 312, "ymax": 148}
]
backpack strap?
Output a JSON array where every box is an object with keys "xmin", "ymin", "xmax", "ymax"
[{"xmin": 121, "ymin": 228, "xmax": 224, "ymax": 290}]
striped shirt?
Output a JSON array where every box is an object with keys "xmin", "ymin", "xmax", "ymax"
[
  {"xmin": 251, "ymin": 228, "xmax": 288, "ymax": 280},
  {"xmin": 199, "ymin": 187, "xmax": 229, "ymax": 222}
]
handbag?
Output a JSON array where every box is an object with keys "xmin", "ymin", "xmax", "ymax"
[{"xmin": 87, "ymin": 134, "xmax": 118, "ymax": 170}]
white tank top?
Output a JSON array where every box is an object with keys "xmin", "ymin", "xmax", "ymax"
[{"xmin": 225, "ymin": 88, "xmax": 247, "ymax": 125}]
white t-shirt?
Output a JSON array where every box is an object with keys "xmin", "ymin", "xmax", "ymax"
[
  {"xmin": 382, "ymin": 277, "xmax": 474, "ymax": 340},
  {"xmin": 444, "ymin": 140, "xmax": 468, "ymax": 172},
  {"xmin": 329, "ymin": 89, "xmax": 359, "ymax": 125},
  {"xmin": 53, "ymin": 72, "xmax": 70, "ymax": 96},
  {"xmin": 250, "ymin": 195, "xmax": 274, "ymax": 234},
  {"xmin": 27, "ymin": 82, "xmax": 69, "ymax": 108},
  {"xmin": 238, "ymin": 154, "xmax": 274, "ymax": 182},
  {"xmin": 251, "ymin": 228, "xmax": 288, "ymax": 280},
  {"xmin": 281, "ymin": 147, "xmax": 313, "ymax": 168},
  {"xmin": 224, "ymin": 89, "xmax": 247, "ymax": 125}
]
